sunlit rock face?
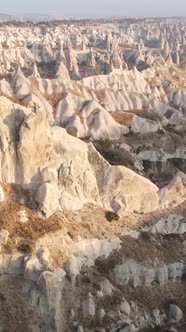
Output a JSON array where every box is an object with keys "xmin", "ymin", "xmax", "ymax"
[
  {"xmin": 0, "ymin": 18, "xmax": 185, "ymax": 216},
  {"xmin": 0, "ymin": 18, "xmax": 186, "ymax": 209},
  {"xmin": 0, "ymin": 17, "xmax": 185, "ymax": 332}
]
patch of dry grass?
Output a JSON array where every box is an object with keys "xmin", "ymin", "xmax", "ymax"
[
  {"xmin": 0, "ymin": 183, "xmax": 62, "ymax": 241},
  {"xmin": 110, "ymin": 111, "xmax": 134, "ymax": 124},
  {"xmin": 43, "ymin": 91, "xmax": 67, "ymax": 108}
]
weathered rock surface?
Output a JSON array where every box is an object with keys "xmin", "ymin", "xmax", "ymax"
[{"xmin": 0, "ymin": 18, "xmax": 185, "ymax": 332}]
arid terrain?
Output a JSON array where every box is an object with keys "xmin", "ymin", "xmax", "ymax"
[{"xmin": 0, "ymin": 16, "xmax": 185, "ymax": 332}]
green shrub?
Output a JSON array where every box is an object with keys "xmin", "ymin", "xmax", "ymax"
[
  {"xmin": 99, "ymin": 138, "xmax": 112, "ymax": 149},
  {"xmin": 105, "ymin": 211, "xmax": 119, "ymax": 222},
  {"xmin": 18, "ymin": 243, "xmax": 32, "ymax": 254}
]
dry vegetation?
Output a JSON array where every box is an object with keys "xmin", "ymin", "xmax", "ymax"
[
  {"xmin": 0, "ymin": 181, "xmax": 185, "ymax": 273},
  {"xmin": 0, "ymin": 183, "xmax": 62, "ymax": 241},
  {"xmin": 110, "ymin": 111, "xmax": 134, "ymax": 125},
  {"xmin": 44, "ymin": 91, "xmax": 67, "ymax": 108}
]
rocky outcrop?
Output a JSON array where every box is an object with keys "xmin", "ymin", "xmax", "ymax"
[
  {"xmin": 34, "ymin": 125, "xmax": 160, "ymax": 216},
  {"xmin": 158, "ymin": 172, "xmax": 186, "ymax": 209},
  {"xmin": 0, "ymin": 96, "xmax": 185, "ymax": 218},
  {"xmin": 18, "ymin": 110, "xmax": 52, "ymax": 186},
  {"xmin": 113, "ymin": 260, "xmax": 185, "ymax": 287}
]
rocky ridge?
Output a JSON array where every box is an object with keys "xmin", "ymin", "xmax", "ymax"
[{"xmin": 0, "ymin": 17, "xmax": 185, "ymax": 332}]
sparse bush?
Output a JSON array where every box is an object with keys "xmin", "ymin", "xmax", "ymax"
[
  {"xmin": 67, "ymin": 129, "xmax": 77, "ymax": 137},
  {"xmin": 136, "ymin": 145, "xmax": 145, "ymax": 154},
  {"xmin": 18, "ymin": 243, "xmax": 33, "ymax": 254},
  {"xmin": 95, "ymin": 64, "xmax": 102, "ymax": 75},
  {"xmin": 140, "ymin": 231, "xmax": 152, "ymax": 241},
  {"xmin": 99, "ymin": 138, "xmax": 112, "ymax": 149},
  {"xmin": 105, "ymin": 211, "xmax": 119, "ymax": 222}
]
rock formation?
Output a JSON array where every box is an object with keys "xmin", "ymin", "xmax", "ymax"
[{"xmin": 0, "ymin": 17, "xmax": 185, "ymax": 332}]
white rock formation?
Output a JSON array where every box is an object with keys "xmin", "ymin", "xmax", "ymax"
[
  {"xmin": 168, "ymin": 304, "xmax": 183, "ymax": 323},
  {"xmin": 158, "ymin": 172, "xmax": 186, "ymax": 209}
]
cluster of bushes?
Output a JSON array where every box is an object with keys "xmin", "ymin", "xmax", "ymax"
[{"xmin": 105, "ymin": 211, "xmax": 119, "ymax": 222}]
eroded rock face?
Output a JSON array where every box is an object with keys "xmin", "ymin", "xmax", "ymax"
[
  {"xmin": 0, "ymin": 96, "xmax": 30, "ymax": 183},
  {"xmin": 18, "ymin": 110, "xmax": 52, "ymax": 186},
  {"xmin": 168, "ymin": 304, "xmax": 183, "ymax": 323},
  {"xmin": 3, "ymin": 109, "xmax": 161, "ymax": 217},
  {"xmin": 88, "ymin": 143, "xmax": 159, "ymax": 214},
  {"xmin": 0, "ymin": 186, "xmax": 5, "ymax": 202},
  {"xmin": 82, "ymin": 296, "xmax": 96, "ymax": 318},
  {"xmin": 113, "ymin": 260, "xmax": 185, "ymax": 287},
  {"xmin": 34, "ymin": 126, "xmax": 160, "ymax": 216},
  {"xmin": 0, "ymin": 95, "xmax": 185, "ymax": 218},
  {"xmin": 36, "ymin": 182, "xmax": 61, "ymax": 217},
  {"xmin": 148, "ymin": 214, "xmax": 186, "ymax": 235},
  {"xmin": 0, "ymin": 18, "xmax": 185, "ymax": 332},
  {"xmin": 158, "ymin": 172, "xmax": 186, "ymax": 209},
  {"xmin": 0, "ymin": 230, "xmax": 184, "ymax": 332}
]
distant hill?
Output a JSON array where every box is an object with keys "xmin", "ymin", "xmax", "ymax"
[
  {"xmin": 0, "ymin": 13, "xmax": 80, "ymax": 23},
  {"xmin": 0, "ymin": 13, "xmax": 16, "ymax": 22},
  {"xmin": 0, "ymin": 13, "xmax": 60, "ymax": 23}
]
